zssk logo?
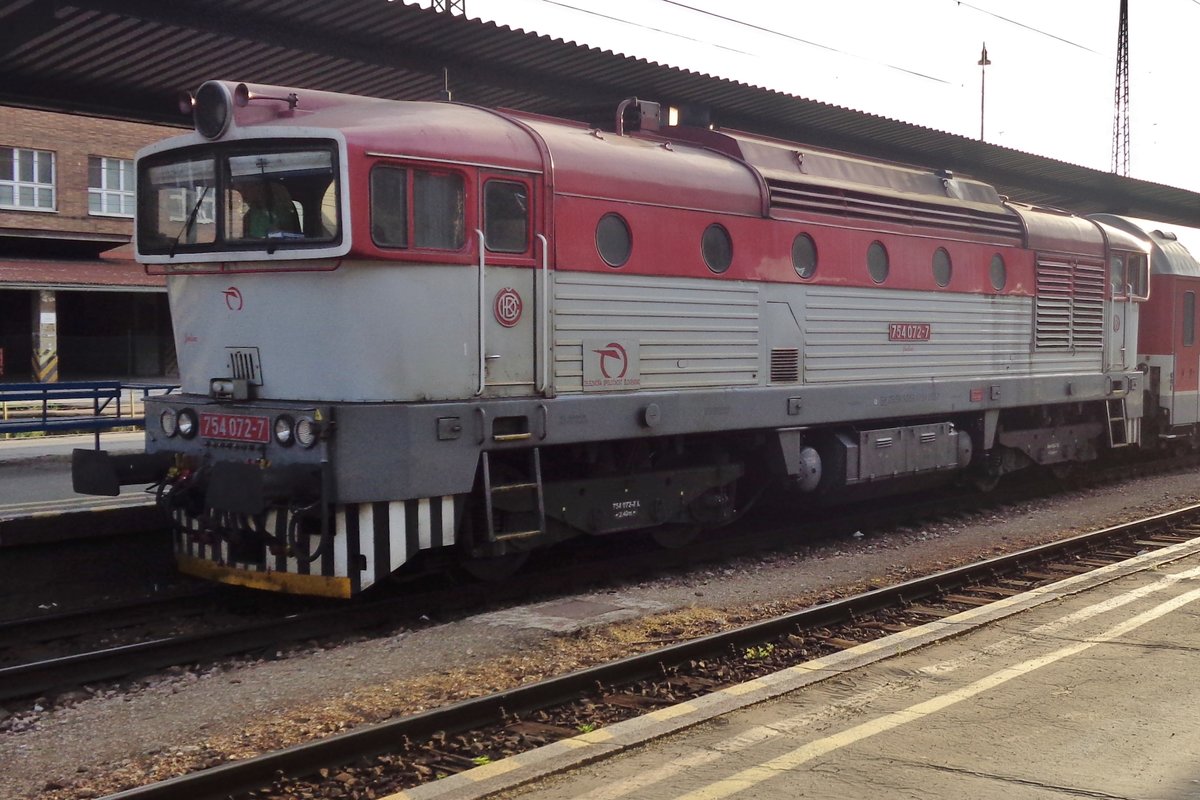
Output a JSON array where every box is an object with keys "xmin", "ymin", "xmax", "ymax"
[
  {"xmin": 593, "ymin": 342, "xmax": 629, "ymax": 379},
  {"xmin": 223, "ymin": 286, "xmax": 244, "ymax": 311}
]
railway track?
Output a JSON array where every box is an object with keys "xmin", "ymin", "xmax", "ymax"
[
  {"xmin": 6, "ymin": 454, "xmax": 1195, "ymax": 706},
  {"xmin": 88, "ymin": 502, "xmax": 1200, "ymax": 800}
]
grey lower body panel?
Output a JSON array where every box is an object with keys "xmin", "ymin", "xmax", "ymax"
[{"xmin": 329, "ymin": 370, "xmax": 1141, "ymax": 502}]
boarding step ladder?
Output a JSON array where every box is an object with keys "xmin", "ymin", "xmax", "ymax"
[
  {"xmin": 481, "ymin": 449, "xmax": 546, "ymax": 542},
  {"xmin": 1106, "ymin": 398, "xmax": 1134, "ymax": 447}
]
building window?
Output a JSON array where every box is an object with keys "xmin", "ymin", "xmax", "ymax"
[
  {"xmin": 89, "ymin": 156, "xmax": 135, "ymax": 217},
  {"xmin": 0, "ymin": 147, "xmax": 55, "ymax": 211}
]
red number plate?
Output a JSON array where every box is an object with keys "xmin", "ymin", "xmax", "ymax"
[{"xmin": 200, "ymin": 412, "xmax": 270, "ymax": 443}]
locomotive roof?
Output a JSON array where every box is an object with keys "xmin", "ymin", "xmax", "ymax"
[
  {"xmin": 1092, "ymin": 215, "xmax": 1200, "ymax": 277},
  {"xmin": 229, "ymin": 85, "xmax": 1024, "ymax": 219},
  {"xmin": 189, "ymin": 87, "xmax": 1176, "ymax": 259}
]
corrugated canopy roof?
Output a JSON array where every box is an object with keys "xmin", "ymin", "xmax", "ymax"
[{"xmin": 2, "ymin": 0, "xmax": 1199, "ymax": 226}]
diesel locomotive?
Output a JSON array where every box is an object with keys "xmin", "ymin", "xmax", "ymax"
[{"xmin": 77, "ymin": 80, "xmax": 1200, "ymax": 598}]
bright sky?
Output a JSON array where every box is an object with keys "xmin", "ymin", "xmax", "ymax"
[{"xmin": 465, "ymin": 0, "xmax": 1200, "ymax": 196}]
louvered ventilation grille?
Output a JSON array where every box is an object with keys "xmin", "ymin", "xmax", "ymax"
[
  {"xmin": 1035, "ymin": 259, "xmax": 1105, "ymax": 350},
  {"xmin": 770, "ymin": 348, "xmax": 800, "ymax": 383},
  {"xmin": 767, "ymin": 180, "xmax": 1024, "ymax": 239}
]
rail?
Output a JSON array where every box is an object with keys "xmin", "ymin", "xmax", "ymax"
[{"xmin": 0, "ymin": 381, "xmax": 179, "ymax": 448}]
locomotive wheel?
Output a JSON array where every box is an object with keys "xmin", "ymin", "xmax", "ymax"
[
  {"xmin": 1049, "ymin": 462, "xmax": 1076, "ymax": 482},
  {"xmin": 971, "ymin": 472, "xmax": 1001, "ymax": 492},
  {"xmin": 651, "ymin": 524, "xmax": 700, "ymax": 549},
  {"xmin": 459, "ymin": 551, "xmax": 530, "ymax": 582}
]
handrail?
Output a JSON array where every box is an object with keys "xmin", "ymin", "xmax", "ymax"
[
  {"xmin": 0, "ymin": 380, "xmax": 179, "ymax": 448},
  {"xmin": 475, "ymin": 228, "xmax": 487, "ymax": 397},
  {"xmin": 536, "ymin": 232, "xmax": 550, "ymax": 394}
]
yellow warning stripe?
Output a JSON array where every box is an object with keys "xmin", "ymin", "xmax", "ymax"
[
  {"xmin": 177, "ymin": 556, "xmax": 351, "ymax": 599},
  {"xmin": 34, "ymin": 352, "xmax": 58, "ymax": 383}
]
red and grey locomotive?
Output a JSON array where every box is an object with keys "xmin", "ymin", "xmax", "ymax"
[{"xmin": 75, "ymin": 80, "xmax": 1174, "ymax": 597}]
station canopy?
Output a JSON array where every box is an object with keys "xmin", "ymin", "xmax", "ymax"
[{"xmin": 2, "ymin": 0, "xmax": 1198, "ymax": 226}]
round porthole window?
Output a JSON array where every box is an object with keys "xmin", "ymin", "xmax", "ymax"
[
  {"xmin": 596, "ymin": 213, "xmax": 632, "ymax": 267},
  {"xmin": 867, "ymin": 241, "xmax": 889, "ymax": 284},
  {"xmin": 792, "ymin": 233, "xmax": 817, "ymax": 279},
  {"xmin": 990, "ymin": 253, "xmax": 1007, "ymax": 291},
  {"xmin": 933, "ymin": 248, "xmax": 952, "ymax": 287},
  {"xmin": 702, "ymin": 224, "xmax": 733, "ymax": 273}
]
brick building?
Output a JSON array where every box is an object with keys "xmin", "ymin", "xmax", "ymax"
[{"xmin": 0, "ymin": 106, "xmax": 176, "ymax": 382}]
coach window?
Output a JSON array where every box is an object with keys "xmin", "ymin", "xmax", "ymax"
[
  {"xmin": 867, "ymin": 241, "xmax": 889, "ymax": 284},
  {"xmin": 1185, "ymin": 292, "xmax": 1196, "ymax": 347},
  {"xmin": 989, "ymin": 253, "xmax": 1007, "ymax": 291},
  {"xmin": 702, "ymin": 223, "xmax": 733, "ymax": 273},
  {"xmin": 792, "ymin": 233, "xmax": 817, "ymax": 279},
  {"xmin": 596, "ymin": 212, "xmax": 632, "ymax": 267},
  {"xmin": 932, "ymin": 247, "xmax": 952, "ymax": 287},
  {"xmin": 484, "ymin": 180, "xmax": 529, "ymax": 253}
]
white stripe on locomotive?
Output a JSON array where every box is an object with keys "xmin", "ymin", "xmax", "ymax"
[{"xmin": 173, "ymin": 498, "xmax": 456, "ymax": 587}]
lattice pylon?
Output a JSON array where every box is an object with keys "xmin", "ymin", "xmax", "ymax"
[{"xmin": 1112, "ymin": 0, "xmax": 1130, "ymax": 176}]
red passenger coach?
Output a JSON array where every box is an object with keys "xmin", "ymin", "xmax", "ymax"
[
  {"xmin": 1094, "ymin": 216, "xmax": 1200, "ymax": 439},
  {"xmin": 73, "ymin": 82, "xmax": 1162, "ymax": 597}
]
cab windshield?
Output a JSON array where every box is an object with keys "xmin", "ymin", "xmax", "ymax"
[{"xmin": 139, "ymin": 142, "xmax": 339, "ymax": 256}]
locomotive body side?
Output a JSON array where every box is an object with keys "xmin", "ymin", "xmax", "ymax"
[{"xmin": 73, "ymin": 82, "xmax": 1151, "ymax": 597}]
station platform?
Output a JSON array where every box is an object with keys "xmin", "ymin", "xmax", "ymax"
[
  {"xmin": 0, "ymin": 431, "xmax": 150, "ymax": 525},
  {"xmin": 405, "ymin": 535, "xmax": 1200, "ymax": 800}
]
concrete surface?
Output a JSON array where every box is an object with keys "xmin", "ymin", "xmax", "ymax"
[
  {"xmin": 391, "ymin": 536, "xmax": 1200, "ymax": 800},
  {"xmin": 0, "ymin": 431, "xmax": 149, "ymax": 514}
]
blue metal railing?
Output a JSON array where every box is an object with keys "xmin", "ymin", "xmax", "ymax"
[{"xmin": 0, "ymin": 381, "xmax": 179, "ymax": 448}]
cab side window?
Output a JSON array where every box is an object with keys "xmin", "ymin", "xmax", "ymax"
[
  {"xmin": 1128, "ymin": 252, "xmax": 1149, "ymax": 300},
  {"xmin": 370, "ymin": 166, "xmax": 407, "ymax": 248},
  {"xmin": 414, "ymin": 171, "xmax": 465, "ymax": 249},
  {"xmin": 484, "ymin": 180, "xmax": 529, "ymax": 254},
  {"xmin": 1110, "ymin": 254, "xmax": 1126, "ymax": 298},
  {"xmin": 370, "ymin": 165, "xmax": 465, "ymax": 250}
]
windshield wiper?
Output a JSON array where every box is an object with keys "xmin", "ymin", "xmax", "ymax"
[{"xmin": 169, "ymin": 185, "xmax": 210, "ymax": 258}]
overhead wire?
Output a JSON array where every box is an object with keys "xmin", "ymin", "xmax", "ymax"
[
  {"xmin": 530, "ymin": 0, "xmax": 1108, "ymax": 86},
  {"xmin": 954, "ymin": 1, "xmax": 1101, "ymax": 54},
  {"xmin": 537, "ymin": 0, "xmax": 754, "ymax": 56},
  {"xmin": 655, "ymin": 0, "xmax": 951, "ymax": 84},
  {"xmin": 533, "ymin": 0, "xmax": 949, "ymax": 83}
]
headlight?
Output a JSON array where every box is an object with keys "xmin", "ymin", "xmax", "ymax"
[
  {"xmin": 160, "ymin": 409, "xmax": 178, "ymax": 437},
  {"xmin": 274, "ymin": 415, "xmax": 295, "ymax": 447},
  {"xmin": 295, "ymin": 416, "xmax": 319, "ymax": 448},
  {"xmin": 193, "ymin": 81, "xmax": 231, "ymax": 139},
  {"xmin": 177, "ymin": 409, "xmax": 198, "ymax": 439}
]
